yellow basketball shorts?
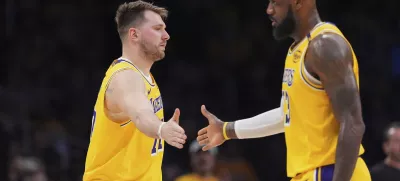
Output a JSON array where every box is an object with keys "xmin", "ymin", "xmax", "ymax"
[{"xmin": 290, "ymin": 157, "xmax": 371, "ymax": 181}]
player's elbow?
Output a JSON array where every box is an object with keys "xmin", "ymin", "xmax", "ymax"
[
  {"xmin": 350, "ymin": 119, "xmax": 365, "ymax": 137},
  {"xmin": 357, "ymin": 122, "xmax": 366, "ymax": 135}
]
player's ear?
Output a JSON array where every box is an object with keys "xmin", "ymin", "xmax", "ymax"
[{"xmin": 128, "ymin": 28, "xmax": 140, "ymax": 42}]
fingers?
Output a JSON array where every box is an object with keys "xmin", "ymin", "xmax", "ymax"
[
  {"xmin": 201, "ymin": 105, "xmax": 215, "ymax": 124},
  {"xmin": 197, "ymin": 127, "xmax": 208, "ymax": 145},
  {"xmin": 167, "ymin": 132, "xmax": 186, "ymax": 149},
  {"xmin": 196, "ymin": 133, "xmax": 208, "ymax": 143},
  {"xmin": 172, "ymin": 131, "xmax": 187, "ymax": 140},
  {"xmin": 172, "ymin": 108, "xmax": 180, "ymax": 124},
  {"xmin": 198, "ymin": 139, "xmax": 209, "ymax": 146},
  {"xmin": 170, "ymin": 141, "xmax": 184, "ymax": 149},
  {"xmin": 173, "ymin": 136, "xmax": 186, "ymax": 145},
  {"xmin": 197, "ymin": 127, "xmax": 207, "ymax": 136}
]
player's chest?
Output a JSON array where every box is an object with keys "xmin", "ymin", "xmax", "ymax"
[
  {"xmin": 282, "ymin": 46, "xmax": 308, "ymax": 91},
  {"xmin": 146, "ymin": 86, "xmax": 163, "ymax": 114},
  {"xmin": 282, "ymin": 60, "xmax": 301, "ymax": 90}
]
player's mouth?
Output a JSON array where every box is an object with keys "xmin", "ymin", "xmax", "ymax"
[
  {"xmin": 269, "ymin": 17, "xmax": 277, "ymax": 26},
  {"xmin": 159, "ymin": 43, "xmax": 166, "ymax": 51}
]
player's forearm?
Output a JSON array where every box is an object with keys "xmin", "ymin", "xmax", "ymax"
[
  {"xmin": 129, "ymin": 109, "xmax": 163, "ymax": 139},
  {"xmin": 225, "ymin": 107, "xmax": 284, "ymax": 139},
  {"xmin": 333, "ymin": 119, "xmax": 365, "ymax": 181}
]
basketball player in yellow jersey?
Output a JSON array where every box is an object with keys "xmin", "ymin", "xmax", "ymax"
[
  {"xmin": 197, "ymin": 0, "xmax": 371, "ymax": 181},
  {"xmin": 83, "ymin": 1, "xmax": 187, "ymax": 180}
]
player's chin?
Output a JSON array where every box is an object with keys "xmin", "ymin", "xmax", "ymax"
[
  {"xmin": 154, "ymin": 53, "xmax": 165, "ymax": 61},
  {"xmin": 272, "ymin": 30, "xmax": 289, "ymax": 41}
]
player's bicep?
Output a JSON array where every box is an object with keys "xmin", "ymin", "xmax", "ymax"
[
  {"xmin": 107, "ymin": 70, "xmax": 153, "ymax": 119},
  {"xmin": 306, "ymin": 33, "xmax": 362, "ymax": 125}
]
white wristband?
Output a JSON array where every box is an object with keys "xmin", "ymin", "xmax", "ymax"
[{"xmin": 157, "ymin": 122, "xmax": 166, "ymax": 139}]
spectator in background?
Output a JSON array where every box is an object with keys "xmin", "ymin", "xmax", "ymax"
[
  {"xmin": 8, "ymin": 155, "xmax": 48, "ymax": 181},
  {"xmin": 370, "ymin": 122, "xmax": 400, "ymax": 180},
  {"xmin": 175, "ymin": 141, "xmax": 223, "ymax": 181}
]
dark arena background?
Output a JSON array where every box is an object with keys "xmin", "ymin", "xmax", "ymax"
[{"xmin": 1, "ymin": 0, "xmax": 399, "ymax": 181}]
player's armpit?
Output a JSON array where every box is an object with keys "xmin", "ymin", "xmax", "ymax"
[
  {"xmin": 106, "ymin": 69, "xmax": 162, "ymax": 138},
  {"xmin": 306, "ymin": 33, "xmax": 365, "ymax": 181}
]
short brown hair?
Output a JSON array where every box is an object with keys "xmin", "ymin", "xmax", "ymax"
[{"xmin": 115, "ymin": 0, "xmax": 168, "ymax": 38}]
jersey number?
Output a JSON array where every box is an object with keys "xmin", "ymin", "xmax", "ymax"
[
  {"xmin": 151, "ymin": 118, "xmax": 164, "ymax": 156},
  {"xmin": 282, "ymin": 91, "xmax": 291, "ymax": 126},
  {"xmin": 90, "ymin": 110, "xmax": 97, "ymax": 137},
  {"xmin": 151, "ymin": 139, "xmax": 163, "ymax": 156}
]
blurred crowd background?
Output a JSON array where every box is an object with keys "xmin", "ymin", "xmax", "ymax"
[{"xmin": 1, "ymin": 0, "xmax": 400, "ymax": 180}]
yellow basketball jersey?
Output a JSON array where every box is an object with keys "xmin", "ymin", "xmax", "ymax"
[
  {"xmin": 83, "ymin": 58, "xmax": 165, "ymax": 181},
  {"xmin": 281, "ymin": 22, "xmax": 365, "ymax": 177}
]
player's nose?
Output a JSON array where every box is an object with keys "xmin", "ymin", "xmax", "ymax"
[
  {"xmin": 162, "ymin": 30, "xmax": 170, "ymax": 41},
  {"xmin": 266, "ymin": 2, "xmax": 274, "ymax": 15}
]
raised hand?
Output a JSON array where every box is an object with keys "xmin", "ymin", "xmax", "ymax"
[
  {"xmin": 161, "ymin": 108, "xmax": 187, "ymax": 149},
  {"xmin": 197, "ymin": 105, "xmax": 226, "ymax": 151}
]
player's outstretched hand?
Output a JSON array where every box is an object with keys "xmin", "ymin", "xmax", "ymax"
[
  {"xmin": 197, "ymin": 105, "xmax": 226, "ymax": 151},
  {"xmin": 161, "ymin": 108, "xmax": 187, "ymax": 149}
]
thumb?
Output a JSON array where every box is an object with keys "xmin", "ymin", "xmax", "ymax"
[
  {"xmin": 171, "ymin": 108, "xmax": 180, "ymax": 124},
  {"xmin": 201, "ymin": 105, "xmax": 215, "ymax": 124}
]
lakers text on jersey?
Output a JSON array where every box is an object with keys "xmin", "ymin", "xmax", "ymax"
[{"xmin": 83, "ymin": 58, "xmax": 164, "ymax": 181}]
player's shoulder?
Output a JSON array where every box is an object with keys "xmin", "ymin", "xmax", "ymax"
[
  {"xmin": 311, "ymin": 22, "xmax": 347, "ymax": 43},
  {"xmin": 308, "ymin": 31, "xmax": 351, "ymax": 60},
  {"xmin": 106, "ymin": 67, "xmax": 146, "ymax": 94},
  {"xmin": 308, "ymin": 23, "xmax": 355, "ymax": 65},
  {"xmin": 108, "ymin": 67, "xmax": 142, "ymax": 82}
]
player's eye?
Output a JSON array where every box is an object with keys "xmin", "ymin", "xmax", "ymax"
[{"xmin": 153, "ymin": 25, "xmax": 164, "ymax": 31}]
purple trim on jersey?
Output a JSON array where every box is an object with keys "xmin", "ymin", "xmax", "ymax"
[
  {"xmin": 300, "ymin": 61, "xmax": 324, "ymax": 90},
  {"xmin": 117, "ymin": 58, "xmax": 155, "ymax": 86},
  {"xmin": 321, "ymin": 164, "xmax": 334, "ymax": 181}
]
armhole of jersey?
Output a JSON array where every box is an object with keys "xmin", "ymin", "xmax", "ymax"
[
  {"xmin": 104, "ymin": 68, "xmax": 132, "ymax": 93},
  {"xmin": 299, "ymin": 47, "xmax": 324, "ymax": 91},
  {"xmin": 102, "ymin": 67, "xmax": 132, "ymax": 123},
  {"xmin": 300, "ymin": 28, "xmax": 344, "ymax": 91}
]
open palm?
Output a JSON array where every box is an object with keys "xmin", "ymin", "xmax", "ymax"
[{"xmin": 197, "ymin": 105, "xmax": 226, "ymax": 151}]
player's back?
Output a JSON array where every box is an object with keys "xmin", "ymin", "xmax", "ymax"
[
  {"xmin": 83, "ymin": 58, "xmax": 165, "ymax": 181},
  {"xmin": 281, "ymin": 22, "xmax": 364, "ymax": 177}
]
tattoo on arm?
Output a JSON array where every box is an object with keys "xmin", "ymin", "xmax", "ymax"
[
  {"xmin": 226, "ymin": 122, "xmax": 238, "ymax": 139},
  {"xmin": 306, "ymin": 33, "xmax": 365, "ymax": 181}
]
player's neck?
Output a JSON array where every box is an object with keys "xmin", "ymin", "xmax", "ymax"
[
  {"xmin": 292, "ymin": 11, "xmax": 321, "ymax": 43},
  {"xmin": 121, "ymin": 47, "xmax": 152, "ymax": 76},
  {"xmin": 385, "ymin": 157, "xmax": 400, "ymax": 170}
]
